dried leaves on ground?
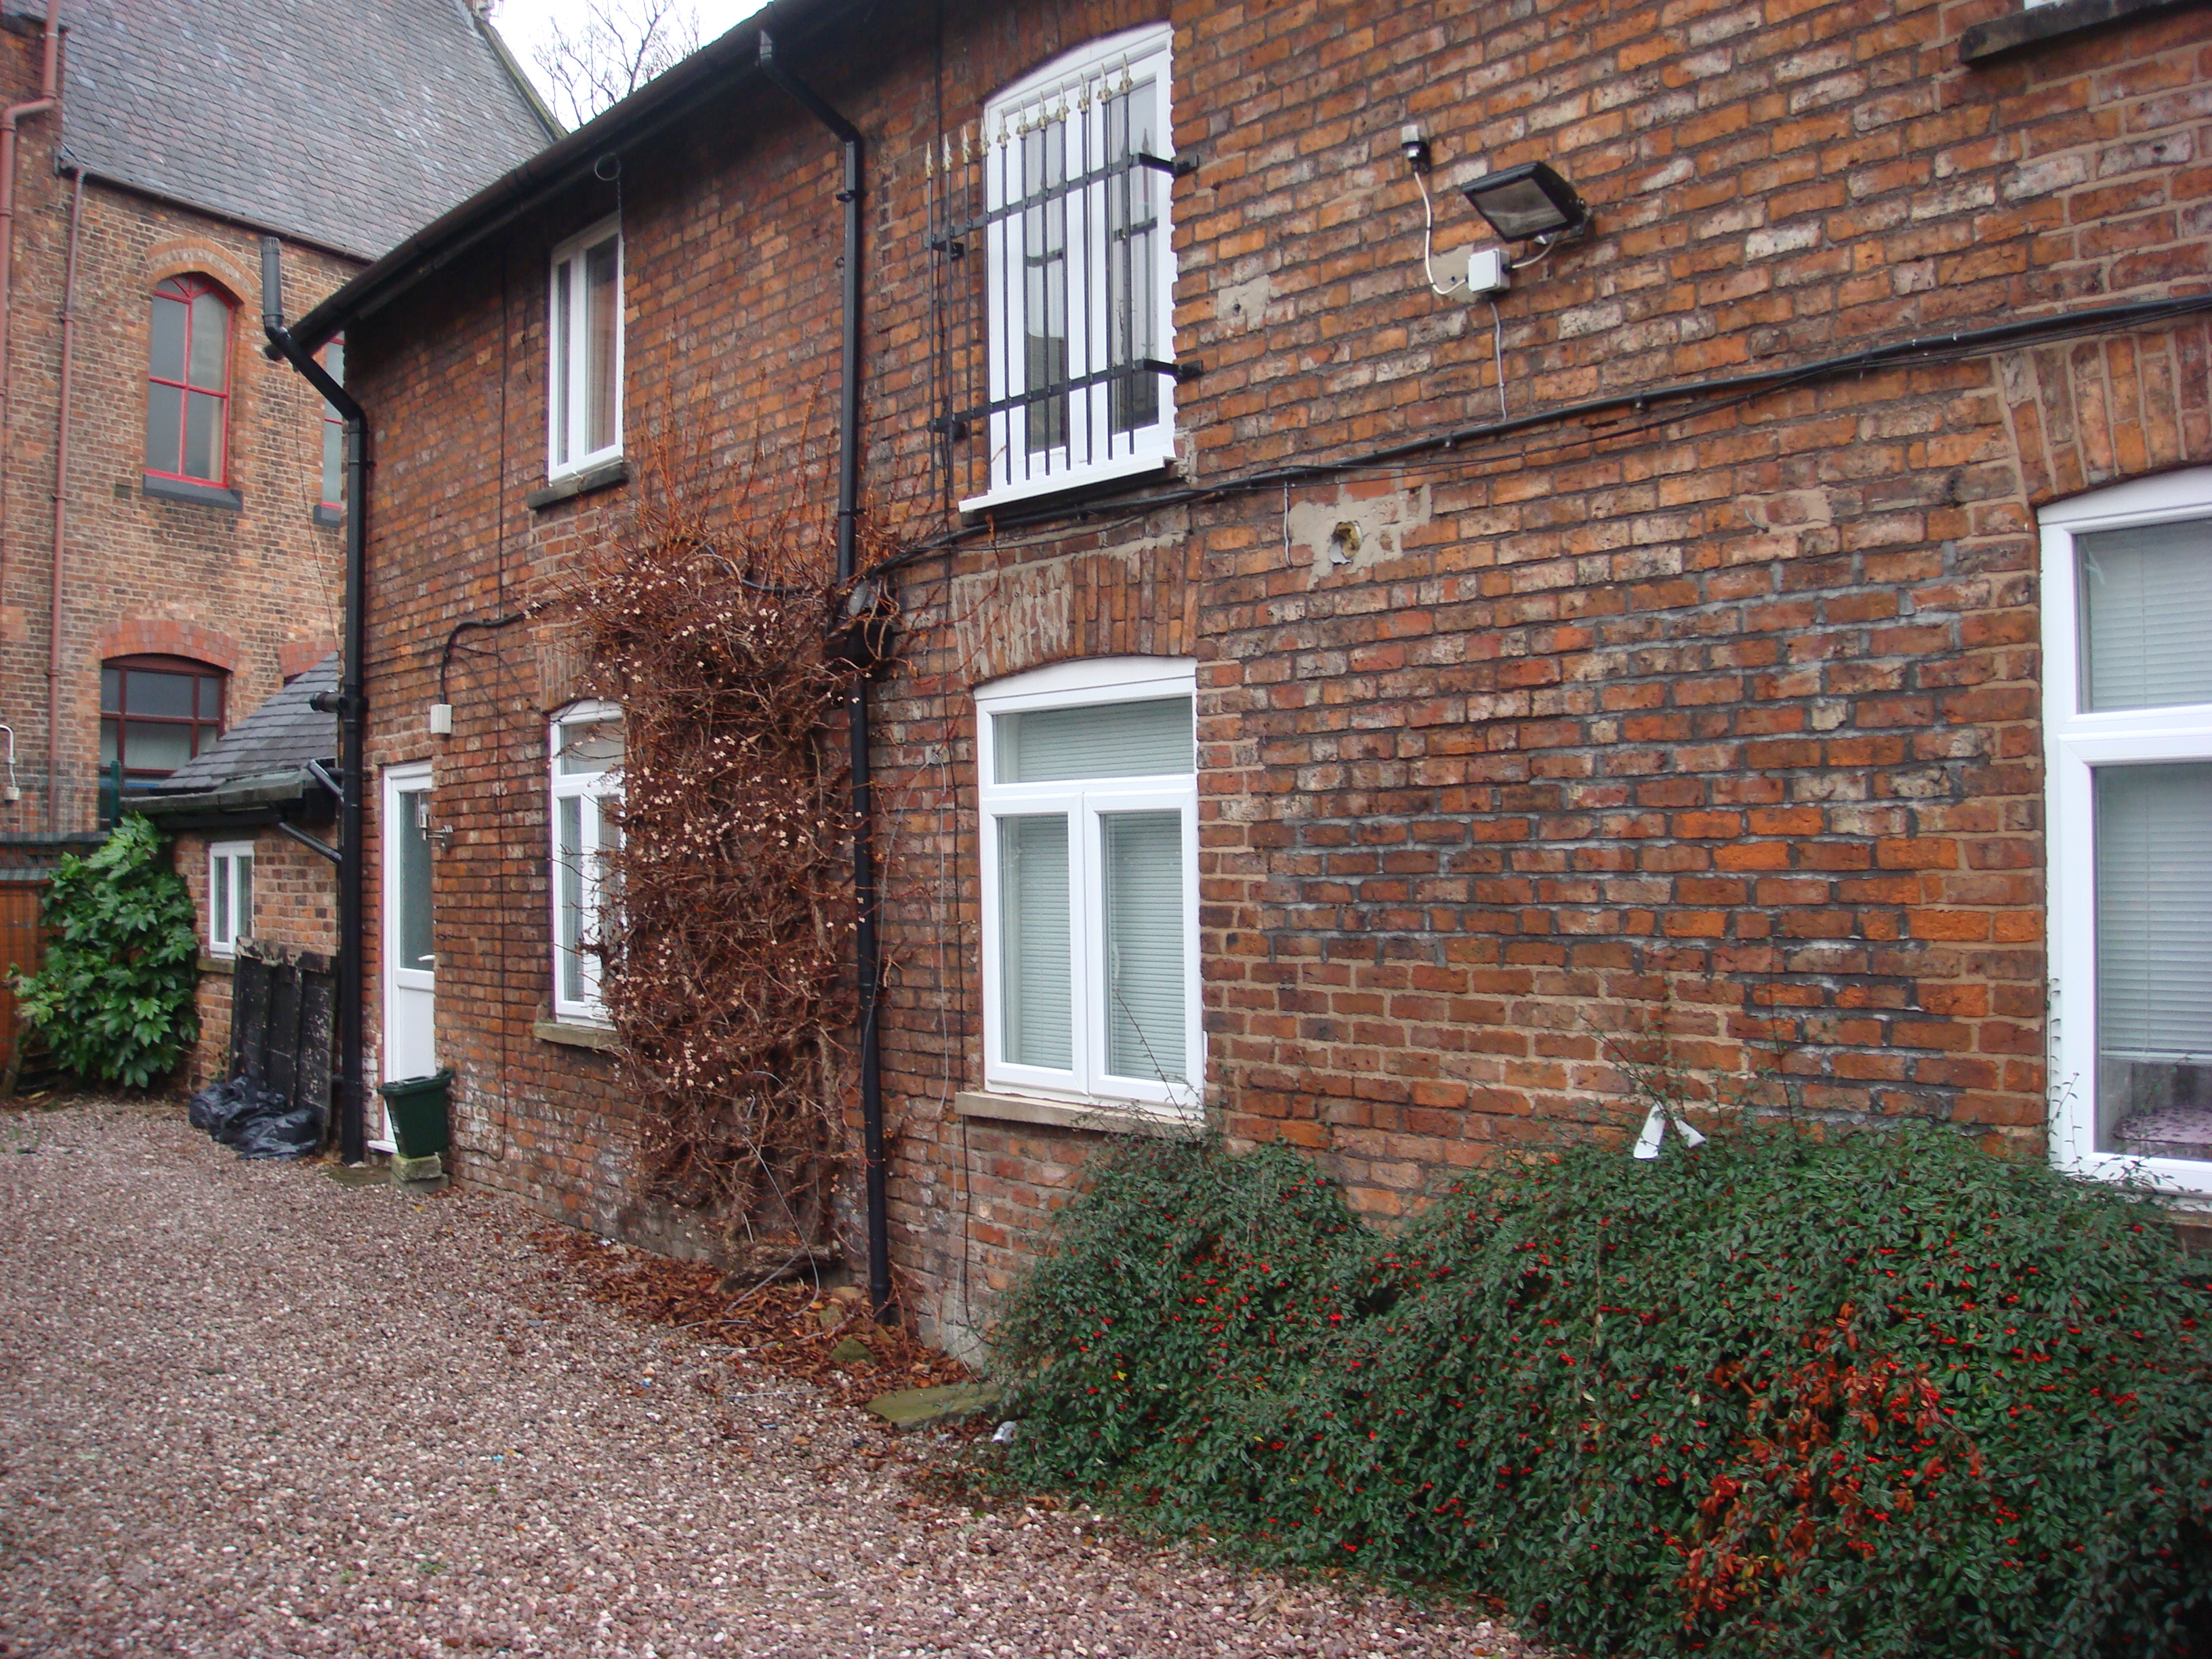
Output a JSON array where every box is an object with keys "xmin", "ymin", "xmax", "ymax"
[{"xmin": 531, "ymin": 1226, "xmax": 972, "ymax": 1410}]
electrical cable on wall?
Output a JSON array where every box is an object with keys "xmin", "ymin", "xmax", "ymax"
[
  {"xmin": 877, "ymin": 291, "xmax": 2212, "ymax": 572},
  {"xmin": 1411, "ymin": 167, "xmax": 1466, "ymax": 301},
  {"xmin": 1487, "ymin": 298, "xmax": 1508, "ymax": 419}
]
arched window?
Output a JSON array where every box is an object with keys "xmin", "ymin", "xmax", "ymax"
[
  {"xmin": 100, "ymin": 655, "xmax": 226, "ymax": 779},
  {"xmin": 960, "ymin": 24, "xmax": 1177, "ymax": 510},
  {"xmin": 975, "ymin": 657, "xmax": 1199, "ymax": 1115},
  {"xmin": 146, "ymin": 275, "xmax": 233, "ymax": 485},
  {"xmin": 2042, "ymin": 467, "xmax": 2212, "ymax": 1196}
]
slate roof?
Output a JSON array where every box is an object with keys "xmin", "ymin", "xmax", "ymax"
[
  {"xmin": 155, "ymin": 653, "xmax": 338, "ymax": 793},
  {"xmin": 295, "ymin": 0, "xmax": 848, "ymax": 351},
  {"xmin": 16, "ymin": 0, "xmax": 557, "ymax": 260}
]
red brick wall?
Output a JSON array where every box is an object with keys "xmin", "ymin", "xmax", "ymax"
[
  {"xmin": 0, "ymin": 20, "xmax": 352, "ymax": 839},
  {"xmin": 343, "ymin": 0, "xmax": 2212, "ymax": 1345}
]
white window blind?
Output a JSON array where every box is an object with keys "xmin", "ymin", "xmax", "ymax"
[
  {"xmin": 999, "ymin": 814, "xmax": 1073, "ymax": 1069},
  {"xmin": 2095, "ymin": 760, "xmax": 2212, "ymax": 1057},
  {"xmin": 996, "ymin": 695, "xmax": 1192, "ymax": 782},
  {"xmin": 2078, "ymin": 519, "xmax": 2212, "ymax": 711},
  {"xmin": 1103, "ymin": 810, "xmax": 1185, "ymax": 1082}
]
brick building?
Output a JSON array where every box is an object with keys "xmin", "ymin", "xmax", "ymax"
[
  {"xmin": 0, "ymin": 0, "xmax": 552, "ymax": 1065},
  {"xmin": 294, "ymin": 0, "xmax": 2212, "ymax": 1348},
  {"xmin": 138, "ymin": 653, "xmax": 341, "ymax": 1092}
]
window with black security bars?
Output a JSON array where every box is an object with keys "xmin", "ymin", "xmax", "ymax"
[{"xmin": 927, "ymin": 28, "xmax": 1179, "ymax": 512}]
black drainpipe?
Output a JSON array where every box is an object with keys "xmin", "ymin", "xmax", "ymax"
[
  {"xmin": 259, "ymin": 237, "xmax": 369, "ymax": 1168},
  {"xmin": 757, "ymin": 33, "xmax": 891, "ymax": 1322}
]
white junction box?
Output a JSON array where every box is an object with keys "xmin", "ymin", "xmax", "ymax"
[{"xmin": 1466, "ymin": 246, "xmax": 1509, "ymax": 297}]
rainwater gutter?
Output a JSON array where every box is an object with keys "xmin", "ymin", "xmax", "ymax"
[
  {"xmin": 258, "ymin": 238, "xmax": 369, "ymax": 1167},
  {"xmin": 756, "ymin": 30, "xmax": 891, "ymax": 1324}
]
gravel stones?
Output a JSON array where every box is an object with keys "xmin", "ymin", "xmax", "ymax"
[{"xmin": 0, "ymin": 1101, "xmax": 1538, "ymax": 1658}]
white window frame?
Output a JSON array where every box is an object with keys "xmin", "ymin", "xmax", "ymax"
[
  {"xmin": 977, "ymin": 657, "xmax": 1200, "ymax": 1116},
  {"xmin": 546, "ymin": 217, "xmax": 623, "ymax": 480},
  {"xmin": 207, "ymin": 839, "xmax": 253, "ymax": 958},
  {"xmin": 2042, "ymin": 465, "xmax": 2212, "ymax": 1197},
  {"xmin": 962, "ymin": 24, "xmax": 1179, "ymax": 514},
  {"xmin": 550, "ymin": 700, "xmax": 622, "ymax": 1024}
]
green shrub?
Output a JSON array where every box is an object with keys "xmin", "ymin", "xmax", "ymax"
[
  {"xmin": 994, "ymin": 1127, "xmax": 2212, "ymax": 1658},
  {"xmin": 15, "ymin": 815, "xmax": 200, "ymax": 1088}
]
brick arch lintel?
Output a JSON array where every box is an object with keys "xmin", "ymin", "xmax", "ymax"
[
  {"xmin": 141, "ymin": 240, "xmax": 254, "ymax": 306},
  {"xmin": 98, "ymin": 619, "xmax": 243, "ymax": 674},
  {"xmin": 1997, "ymin": 315, "xmax": 2212, "ymax": 509}
]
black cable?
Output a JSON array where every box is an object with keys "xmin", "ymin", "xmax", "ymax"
[
  {"xmin": 436, "ymin": 612, "xmax": 529, "ymax": 704},
  {"xmin": 872, "ymin": 291, "xmax": 2212, "ymax": 577}
]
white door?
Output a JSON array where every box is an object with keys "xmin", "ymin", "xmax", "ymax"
[{"xmin": 380, "ymin": 763, "xmax": 436, "ymax": 1147}]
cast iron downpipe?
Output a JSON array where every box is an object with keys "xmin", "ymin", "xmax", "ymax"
[
  {"xmin": 757, "ymin": 31, "xmax": 890, "ymax": 1322},
  {"xmin": 259, "ymin": 237, "xmax": 368, "ymax": 1166}
]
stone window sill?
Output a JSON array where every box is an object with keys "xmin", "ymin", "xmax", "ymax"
[
  {"xmin": 957, "ymin": 453, "xmax": 1174, "ymax": 523},
  {"xmin": 143, "ymin": 472, "xmax": 243, "ymax": 510},
  {"xmin": 312, "ymin": 504, "xmax": 343, "ymax": 528},
  {"xmin": 1960, "ymin": 0, "xmax": 2194, "ymax": 62},
  {"xmin": 525, "ymin": 456, "xmax": 628, "ymax": 512},
  {"xmin": 197, "ymin": 954, "xmax": 234, "ymax": 975},
  {"xmin": 954, "ymin": 1088, "xmax": 1202, "ymax": 1139},
  {"xmin": 534, "ymin": 1018, "xmax": 617, "ymax": 1051}
]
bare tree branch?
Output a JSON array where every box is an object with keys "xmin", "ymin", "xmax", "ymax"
[{"xmin": 505, "ymin": 0, "xmax": 705, "ymax": 131}]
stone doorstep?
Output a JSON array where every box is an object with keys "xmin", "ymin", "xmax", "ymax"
[
  {"xmin": 320, "ymin": 1154, "xmax": 448, "ymax": 1193},
  {"xmin": 864, "ymin": 1381, "xmax": 1005, "ymax": 1433}
]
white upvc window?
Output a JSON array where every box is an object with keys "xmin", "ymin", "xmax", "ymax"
[
  {"xmin": 547, "ymin": 218, "xmax": 622, "ymax": 478},
  {"xmin": 550, "ymin": 701, "xmax": 623, "ymax": 1023},
  {"xmin": 207, "ymin": 840, "xmax": 253, "ymax": 958},
  {"xmin": 978, "ymin": 657, "xmax": 1200, "ymax": 1115},
  {"xmin": 2043, "ymin": 466, "xmax": 2212, "ymax": 1197},
  {"xmin": 964, "ymin": 24, "xmax": 1178, "ymax": 514}
]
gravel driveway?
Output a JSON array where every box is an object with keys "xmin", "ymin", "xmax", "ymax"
[{"xmin": 0, "ymin": 1101, "xmax": 1534, "ymax": 1658}]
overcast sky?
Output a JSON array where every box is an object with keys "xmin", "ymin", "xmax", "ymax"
[{"xmin": 490, "ymin": 1, "xmax": 772, "ymax": 117}]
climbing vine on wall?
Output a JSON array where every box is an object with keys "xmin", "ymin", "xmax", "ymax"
[{"xmin": 567, "ymin": 471, "xmax": 893, "ymax": 1263}]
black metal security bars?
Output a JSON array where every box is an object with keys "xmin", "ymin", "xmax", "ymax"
[{"xmin": 928, "ymin": 46, "xmax": 1176, "ymax": 504}]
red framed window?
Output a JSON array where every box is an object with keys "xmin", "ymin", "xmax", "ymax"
[
  {"xmin": 146, "ymin": 276, "xmax": 233, "ymax": 485},
  {"xmin": 319, "ymin": 335, "xmax": 346, "ymax": 509},
  {"xmin": 100, "ymin": 655, "xmax": 226, "ymax": 780}
]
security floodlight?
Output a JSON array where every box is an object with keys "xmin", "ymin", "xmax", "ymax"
[{"xmin": 1462, "ymin": 161, "xmax": 1590, "ymax": 243}]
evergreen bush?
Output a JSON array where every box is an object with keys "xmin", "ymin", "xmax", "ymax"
[
  {"xmin": 994, "ymin": 1127, "xmax": 2212, "ymax": 1658},
  {"xmin": 15, "ymin": 815, "xmax": 200, "ymax": 1088}
]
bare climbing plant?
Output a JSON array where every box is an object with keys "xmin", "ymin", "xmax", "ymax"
[{"xmin": 562, "ymin": 453, "xmax": 895, "ymax": 1265}]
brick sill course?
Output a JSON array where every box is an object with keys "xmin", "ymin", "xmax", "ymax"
[
  {"xmin": 525, "ymin": 456, "xmax": 628, "ymax": 512},
  {"xmin": 1960, "ymin": 0, "xmax": 2197, "ymax": 62},
  {"xmin": 534, "ymin": 1017, "xmax": 617, "ymax": 1050},
  {"xmin": 955, "ymin": 1088, "xmax": 1202, "ymax": 1139}
]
